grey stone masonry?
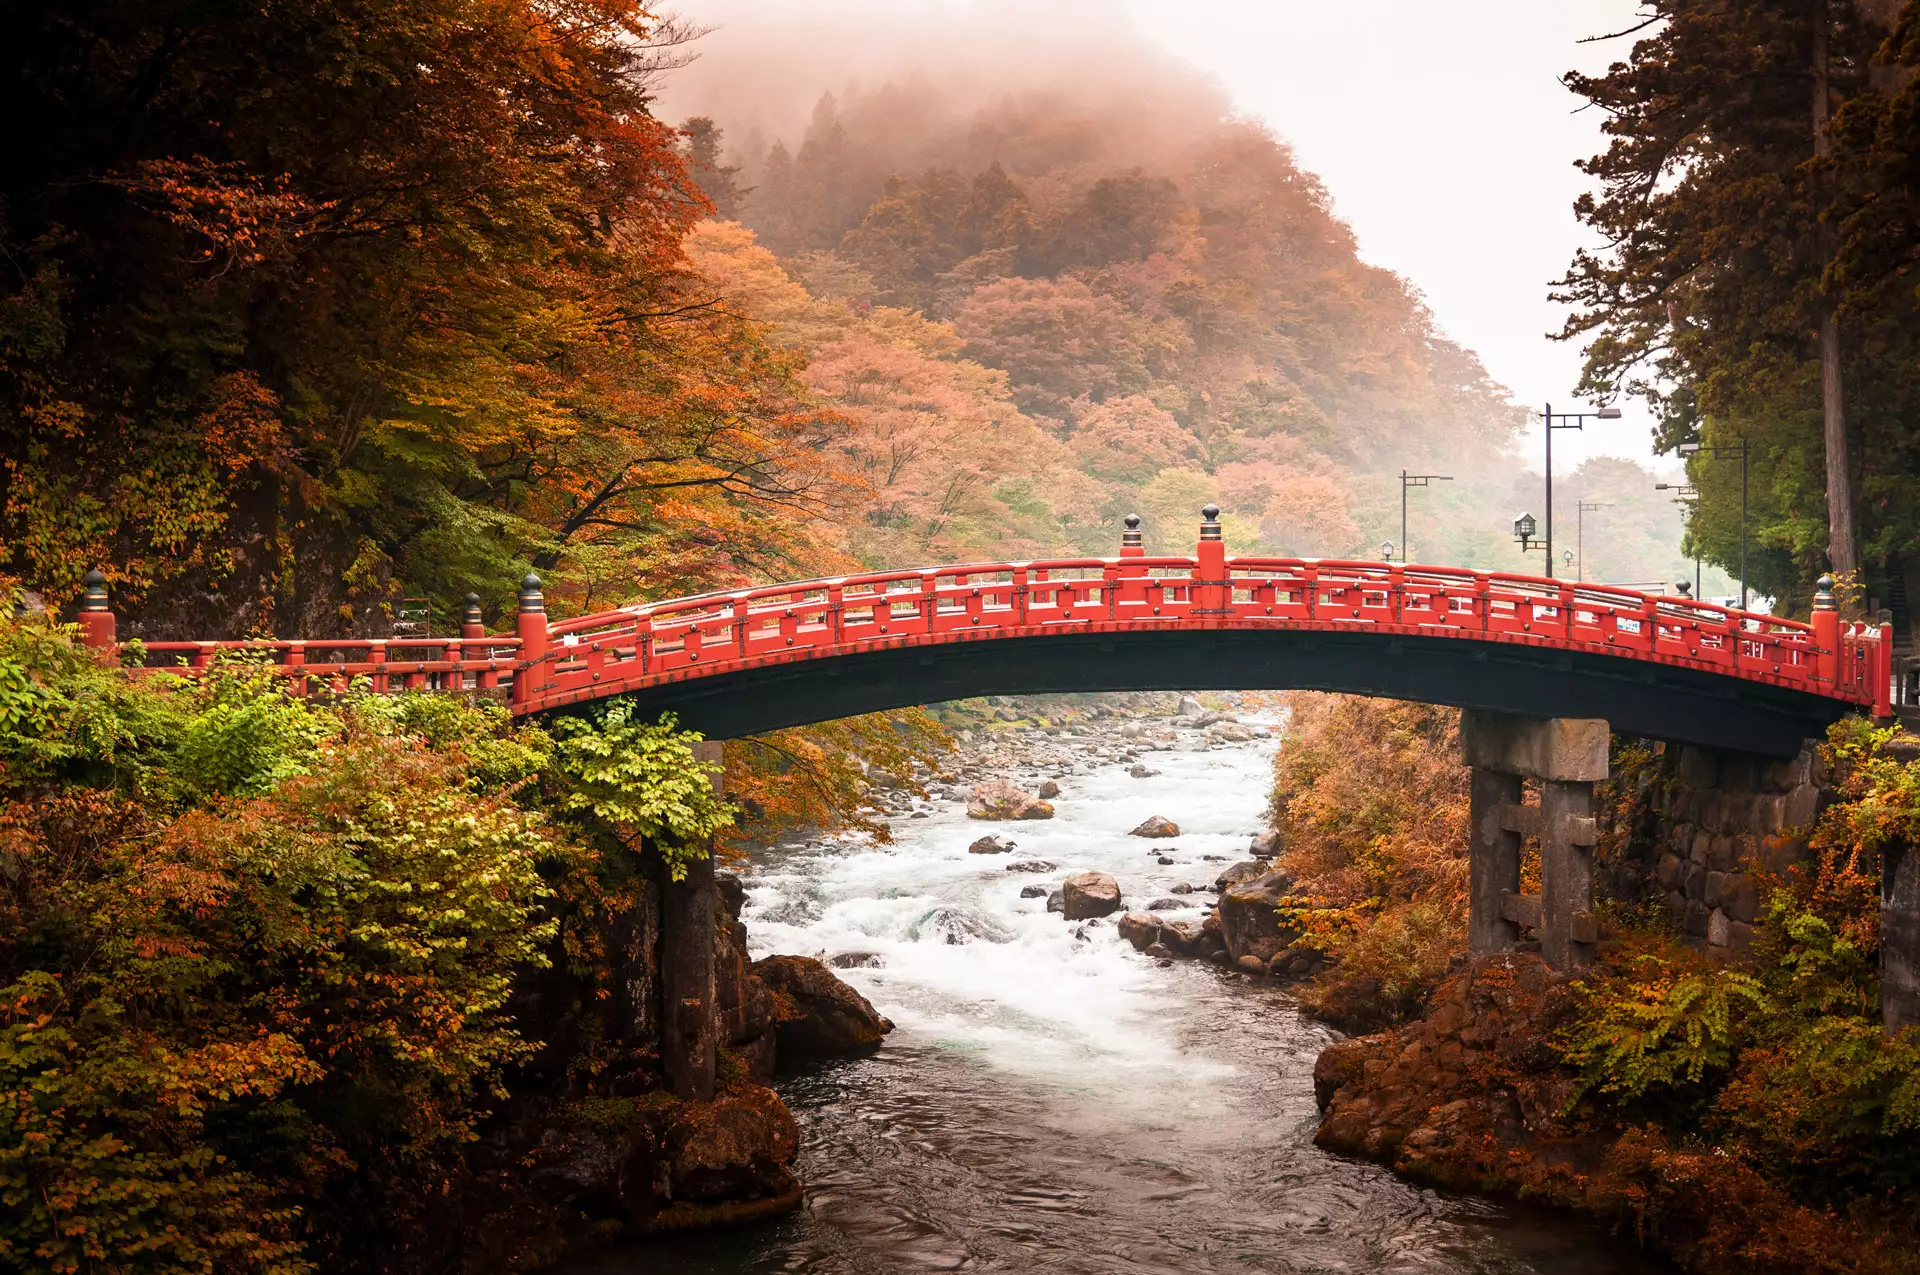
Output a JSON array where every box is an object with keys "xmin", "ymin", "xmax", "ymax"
[
  {"xmin": 1461, "ymin": 711, "xmax": 1607, "ymax": 969},
  {"xmin": 1611, "ymin": 740, "xmax": 1830, "ymax": 960}
]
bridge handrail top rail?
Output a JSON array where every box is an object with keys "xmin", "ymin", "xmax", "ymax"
[
  {"xmin": 548, "ymin": 556, "xmax": 1206, "ymax": 634},
  {"xmin": 137, "ymin": 637, "xmax": 524, "ymax": 651},
  {"xmin": 544, "ymin": 554, "xmax": 1822, "ymax": 640},
  {"xmin": 1228, "ymin": 557, "xmax": 1812, "ymax": 634}
]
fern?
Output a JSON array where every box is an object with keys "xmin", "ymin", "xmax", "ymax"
[{"xmin": 1559, "ymin": 955, "xmax": 1769, "ymax": 1103}]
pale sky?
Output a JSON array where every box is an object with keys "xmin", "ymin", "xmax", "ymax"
[
  {"xmin": 664, "ymin": 0, "xmax": 1661, "ymax": 472},
  {"xmin": 1119, "ymin": 0, "xmax": 1655, "ymax": 471}
]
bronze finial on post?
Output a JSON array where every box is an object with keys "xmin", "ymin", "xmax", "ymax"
[{"xmin": 1812, "ymin": 573, "xmax": 1840, "ymax": 687}]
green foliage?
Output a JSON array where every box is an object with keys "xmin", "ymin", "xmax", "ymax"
[
  {"xmin": 548, "ymin": 702, "xmax": 736, "ymax": 879},
  {"xmin": 167, "ymin": 671, "xmax": 336, "ymax": 799},
  {"xmin": 0, "ymin": 615, "xmax": 737, "ymax": 1272},
  {"xmin": 1560, "ymin": 956, "xmax": 1769, "ymax": 1105}
]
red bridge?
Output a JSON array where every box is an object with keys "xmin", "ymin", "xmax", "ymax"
[{"xmin": 84, "ymin": 508, "xmax": 1891, "ymax": 757}]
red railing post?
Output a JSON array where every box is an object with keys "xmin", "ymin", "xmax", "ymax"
[
  {"xmin": 461, "ymin": 592, "xmax": 496, "ymax": 690},
  {"xmin": 1811, "ymin": 574, "xmax": 1840, "ymax": 688},
  {"xmin": 75, "ymin": 570, "xmax": 117, "ymax": 657},
  {"xmin": 513, "ymin": 574, "xmax": 548, "ymax": 708},
  {"xmin": 285, "ymin": 641, "xmax": 307, "ymax": 696},
  {"xmin": 1195, "ymin": 504, "xmax": 1227, "ymax": 615}
]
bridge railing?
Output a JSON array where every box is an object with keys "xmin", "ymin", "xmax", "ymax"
[
  {"xmin": 129, "ymin": 637, "xmax": 523, "ymax": 694},
  {"xmin": 72, "ymin": 509, "xmax": 1894, "ymax": 719}
]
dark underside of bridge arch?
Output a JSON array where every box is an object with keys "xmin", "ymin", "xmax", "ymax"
[{"xmin": 561, "ymin": 630, "xmax": 1853, "ymax": 757}]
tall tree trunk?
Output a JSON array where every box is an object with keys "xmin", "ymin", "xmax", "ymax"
[{"xmin": 1814, "ymin": 0, "xmax": 1860, "ymax": 577}]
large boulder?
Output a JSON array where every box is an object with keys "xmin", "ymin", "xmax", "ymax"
[
  {"xmin": 661, "ymin": 1084, "xmax": 801, "ymax": 1205},
  {"xmin": 1129, "ymin": 815, "xmax": 1180, "ymax": 838},
  {"xmin": 1249, "ymin": 831, "xmax": 1279, "ymax": 859},
  {"xmin": 969, "ymin": 834, "xmax": 1017, "ymax": 854},
  {"xmin": 1062, "ymin": 871, "xmax": 1123, "ymax": 920},
  {"xmin": 1218, "ymin": 869, "xmax": 1300, "ymax": 964},
  {"xmin": 968, "ymin": 781, "xmax": 1055, "ymax": 821},
  {"xmin": 1214, "ymin": 860, "xmax": 1269, "ymax": 892},
  {"xmin": 750, "ymin": 955, "xmax": 893, "ymax": 1064}
]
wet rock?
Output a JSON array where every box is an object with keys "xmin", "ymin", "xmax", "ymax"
[
  {"xmin": 1249, "ymin": 832, "xmax": 1279, "ymax": 858},
  {"xmin": 1207, "ymin": 722, "xmax": 1256, "ymax": 742},
  {"xmin": 1129, "ymin": 764, "xmax": 1160, "ymax": 778},
  {"xmin": 1019, "ymin": 884, "xmax": 1049, "ymax": 899},
  {"xmin": 1146, "ymin": 897, "xmax": 1185, "ymax": 911},
  {"xmin": 967, "ymin": 780, "xmax": 1055, "ymax": 821},
  {"xmin": 716, "ymin": 871, "xmax": 748, "ymax": 920},
  {"xmin": 750, "ymin": 955, "xmax": 894, "ymax": 1064},
  {"xmin": 1157, "ymin": 855, "xmax": 1176, "ymax": 865},
  {"xmin": 1177, "ymin": 695, "xmax": 1205, "ymax": 717},
  {"xmin": 1237, "ymin": 954, "xmax": 1268, "ymax": 975},
  {"xmin": 910, "ymin": 906, "xmax": 1014, "ymax": 945},
  {"xmin": 1130, "ymin": 814, "xmax": 1180, "ymax": 838},
  {"xmin": 1214, "ymin": 860, "xmax": 1268, "ymax": 892},
  {"xmin": 1046, "ymin": 889, "xmax": 1065, "ymax": 914},
  {"xmin": 968, "ymin": 833, "xmax": 1017, "ymax": 854},
  {"xmin": 1004, "ymin": 859, "xmax": 1056, "ymax": 873},
  {"xmin": 662, "ymin": 1084, "xmax": 801, "ymax": 1205},
  {"xmin": 1037, "ymin": 780, "xmax": 1061, "ymax": 800},
  {"xmin": 1220, "ymin": 869, "xmax": 1299, "ymax": 964},
  {"xmin": 1118, "ymin": 912, "xmax": 1161, "ymax": 950},
  {"xmin": 734, "ymin": 1030, "xmax": 778, "ymax": 1084},
  {"xmin": 1144, "ymin": 942, "xmax": 1174, "ymax": 960},
  {"xmin": 1062, "ymin": 871, "xmax": 1123, "ymax": 920},
  {"xmin": 1171, "ymin": 882, "xmax": 1197, "ymax": 894},
  {"xmin": 827, "ymin": 952, "xmax": 883, "ymax": 969}
]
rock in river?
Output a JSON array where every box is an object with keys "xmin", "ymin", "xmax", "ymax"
[
  {"xmin": 1129, "ymin": 814, "xmax": 1180, "ymax": 838},
  {"xmin": 969, "ymin": 833, "xmax": 1017, "ymax": 854},
  {"xmin": 1214, "ymin": 860, "xmax": 1268, "ymax": 892},
  {"xmin": 967, "ymin": 780, "xmax": 1056, "ymax": 821},
  {"xmin": 1062, "ymin": 870, "xmax": 1123, "ymax": 920},
  {"xmin": 1005, "ymin": 859, "xmax": 1055, "ymax": 873},
  {"xmin": 1117, "ymin": 912, "xmax": 1160, "ymax": 950},
  {"xmin": 749, "ymin": 955, "xmax": 894, "ymax": 1063},
  {"xmin": 1218, "ymin": 868, "xmax": 1300, "ymax": 964},
  {"xmin": 1037, "ymin": 780, "xmax": 1061, "ymax": 799}
]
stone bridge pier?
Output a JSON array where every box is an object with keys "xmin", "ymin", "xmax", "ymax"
[{"xmin": 1461, "ymin": 709, "xmax": 1611, "ymax": 969}]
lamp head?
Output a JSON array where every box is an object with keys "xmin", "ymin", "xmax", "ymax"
[
  {"xmin": 1597, "ymin": 406, "xmax": 1622, "ymax": 420},
  {"xmin": 1677, "ymin": 439, "xmax": 1701, "ymax": 456},
  {"xmin": 1512, "ymin": 511, "xmax": 1537, "ymax": 543},
  {"xmin": 1381, "ymin": 540, "xmax": 1395, "ymax": 561}
]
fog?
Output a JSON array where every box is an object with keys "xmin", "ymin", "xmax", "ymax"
[{"xmin": 655, "ymin": 0, "xmax": 1658, "ymax": 473}]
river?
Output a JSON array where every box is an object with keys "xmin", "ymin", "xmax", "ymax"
[{"xmin": 569, "ymin": 705, "xmax": 1663, "ymax": 1275}]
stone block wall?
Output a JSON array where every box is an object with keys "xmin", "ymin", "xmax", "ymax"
[{"xmin": 1596, "ymin": 739, "xmax": 1831, "ymax": 953}]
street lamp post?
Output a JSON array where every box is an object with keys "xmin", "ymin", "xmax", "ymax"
[
  {"xmin": 1541, "ymin": 402, "xmax": 1621, "ymax": 576},
  {"xmin": 1576, "ymin": 500, "xmax": 1608, "ymax": 582},
  {"xmin": 1678, "ymin": 437, "xmax": 1750, "ymax": 609},
  {"xmin": 1399, "ymin": 470, "xmax": 1453, "ymax": 566},
  {"xmin": 1656, "ymin": 482, "xmax": 1702, "ymax": 599}
]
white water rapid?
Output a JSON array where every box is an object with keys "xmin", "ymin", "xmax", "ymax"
[{"xmin": 570, "ymin": 705, "xmax": 1662, "ymax": 1274}]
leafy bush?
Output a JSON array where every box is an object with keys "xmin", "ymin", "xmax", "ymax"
[
  {"xmin": 0, "ymin": 613, "xmax": 731, "ymax": 1272},
  {"xmin": 1268, "ymin": 693, "xmax": 1468, "ymax": 1029}
]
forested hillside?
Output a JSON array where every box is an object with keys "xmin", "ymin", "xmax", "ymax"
[
  {"xmin": 692, "ymin": 79, "xmax": 1527, "ymax": 565},
  {"xmin": 667, "ymin": 54, "xmax": 1721, "ymax": 593}
]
